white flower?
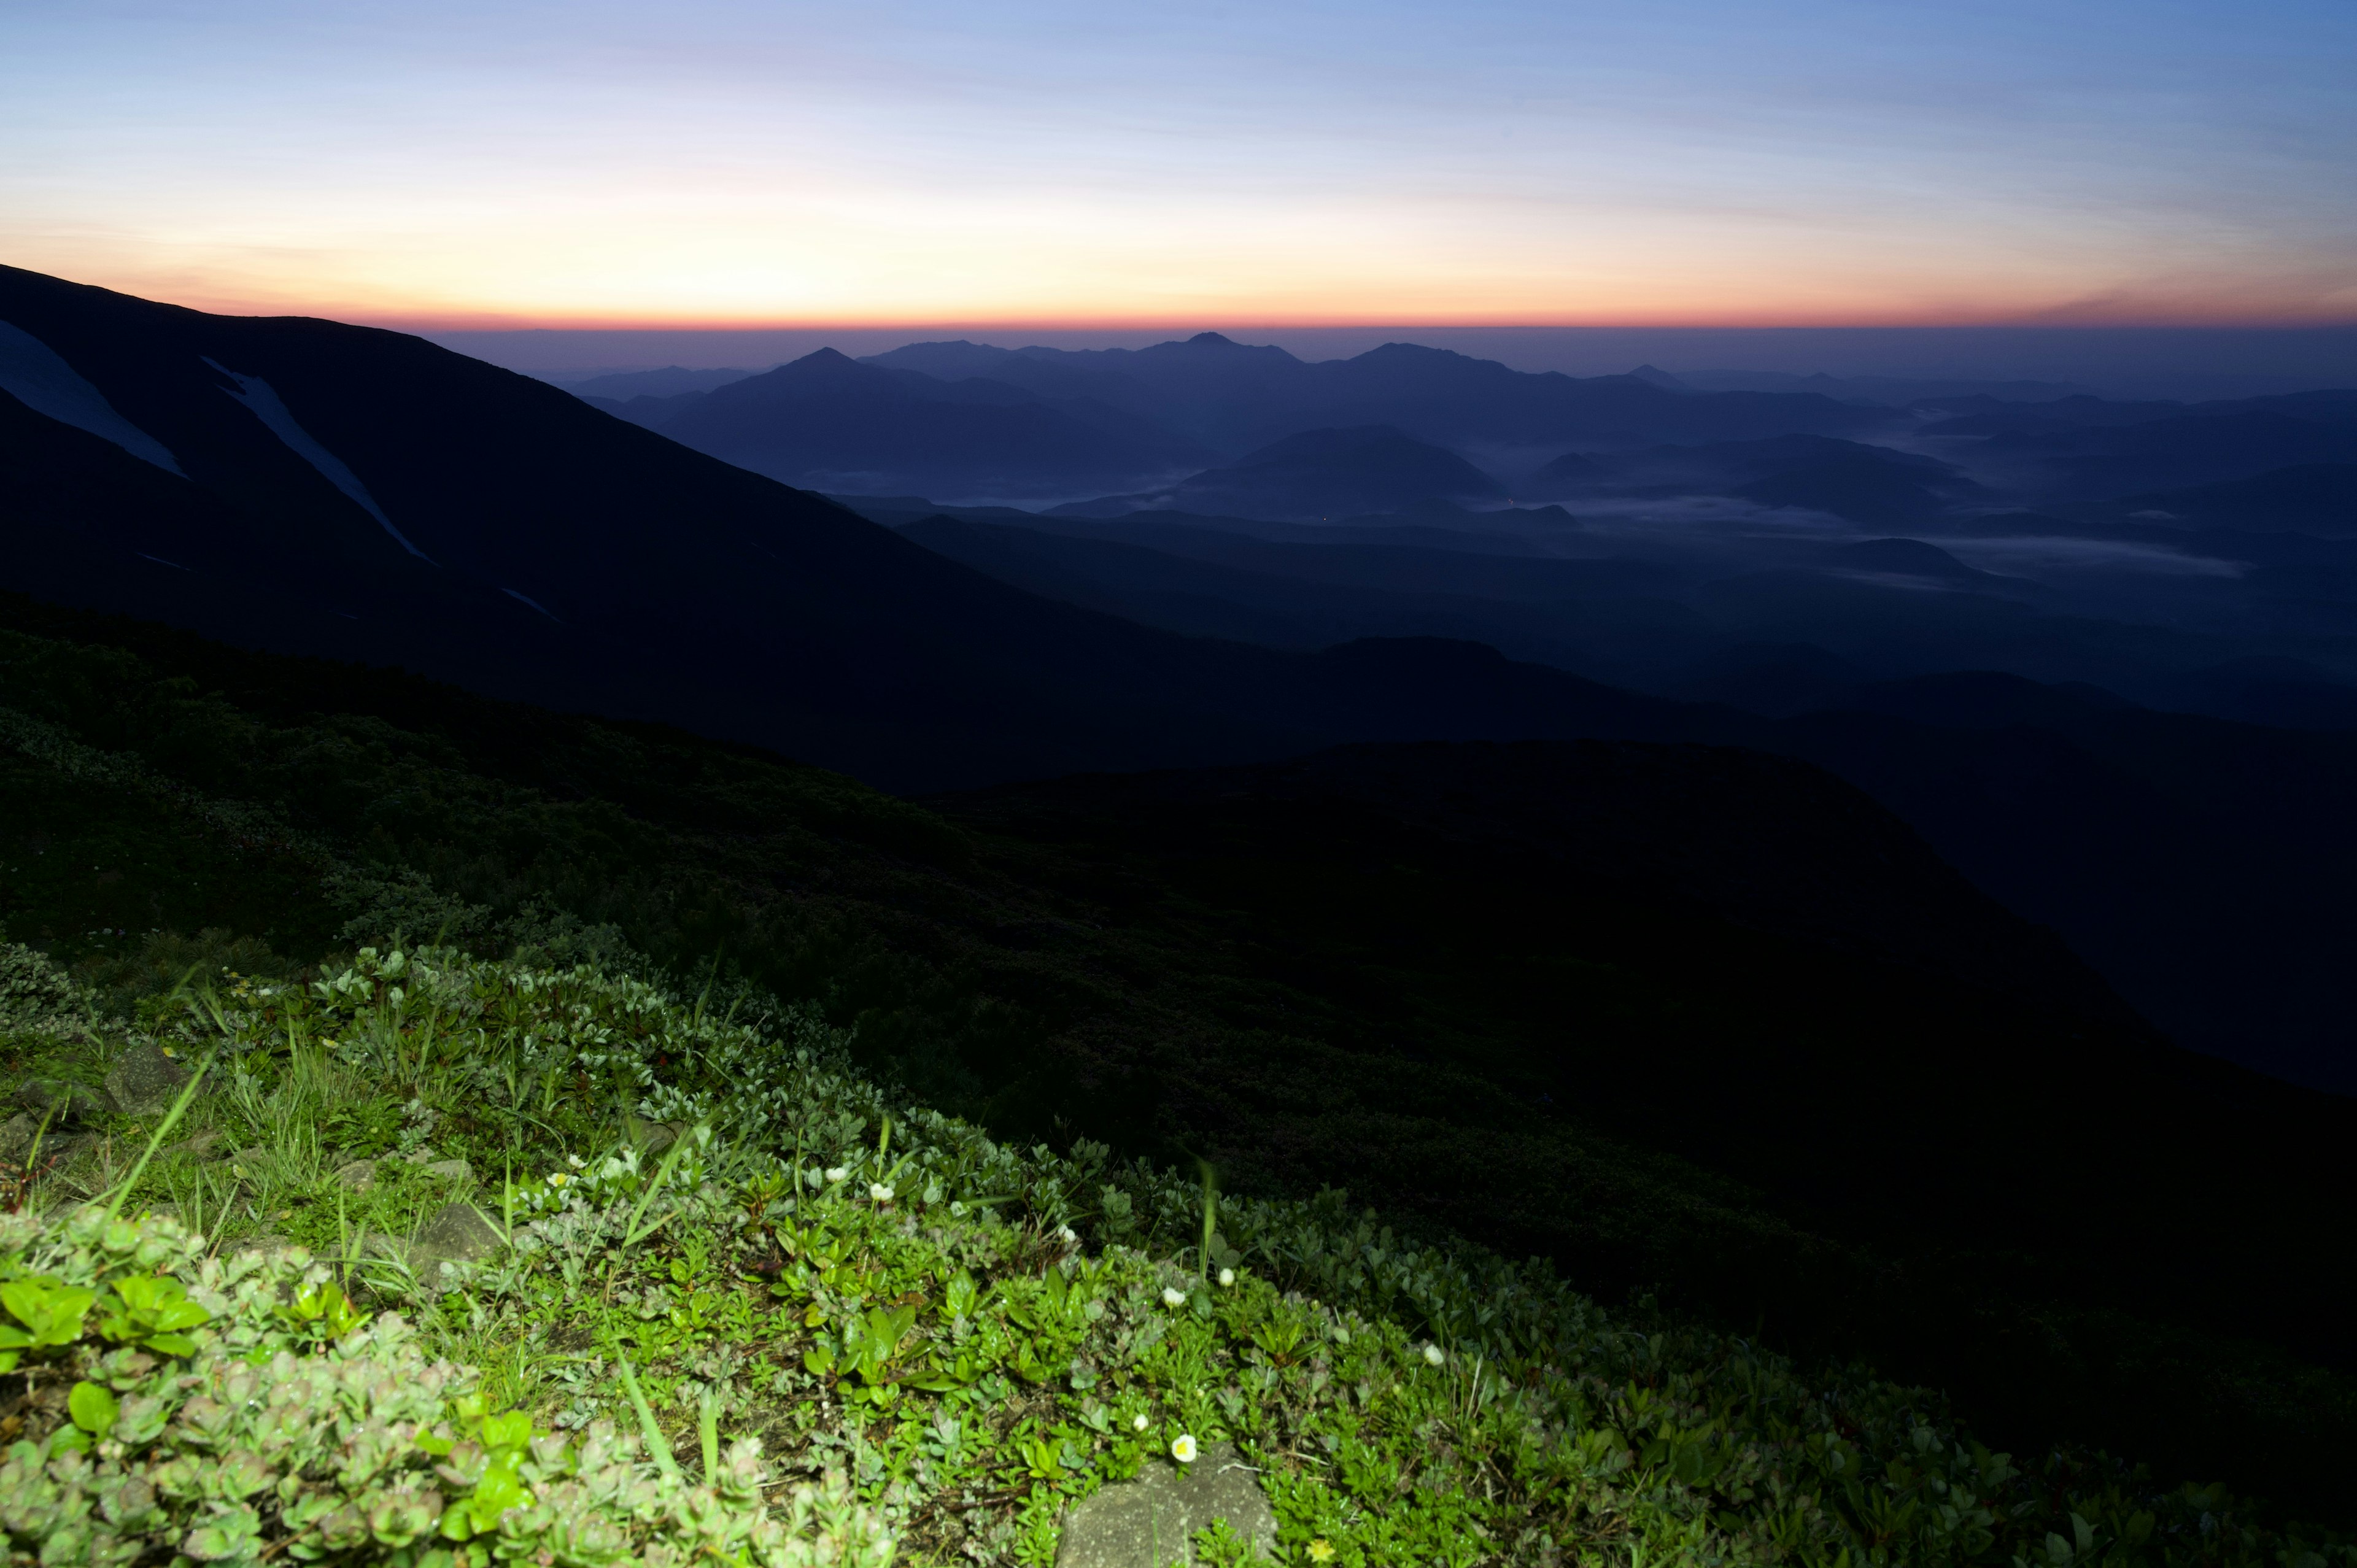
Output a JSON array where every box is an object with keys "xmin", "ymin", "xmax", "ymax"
[
  {"xmin": 1422, "ymin": 1343, "xmax": 1446, "ymax": 1367},
  {"xmin": 1058, "ymin": 1225, "xmax": 1078, "ymax": 1245},
  {"xmin": 566, "ymin": 1153, "xmax": 586, "ymax": 1168},
  {"xmin": 1132, "ymin": 1413, "xmax": 1150, "ymax": 1432},
  {"xmin": 825, "ymin": 1167, "xmax": 848, "ymax": 1183},
  {"xmin": 1217, "ymin": 1267, "xmax": 1236, "ymax": 1288},
  {"xmin": 869, "ymin": 1183, "xmax": 895, "ymax": 1202},
  {"xmin": 1171, "ymin": 1434, "xmax": 1198, "ymax": 1464},
  {"xmin": 949, "ymin": 1200, "xmax": 967, "ymax": 1217},
  {"xmin": 1161, "ymin": 1288, "xmax": 1187, "ymax": 1308},
  {"xmin": 547, "ymin": 1172, "xmax": 571, "ymax": 1187}
]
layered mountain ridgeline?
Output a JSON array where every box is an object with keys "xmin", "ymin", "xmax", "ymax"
[
  {"xmin": 0, "ymin": 265, "xmax": 1750, "ymax": 794},
  {"xmin": 5, "ymin": 601, "xmax": 2356, "ymax": 1526}
]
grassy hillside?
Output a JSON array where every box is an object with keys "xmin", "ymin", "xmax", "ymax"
[
  {"xmin": 2, "ymin": 592, "xmax": 2356, "ymax": 1529},
  {"xmin": 4, "ymin": 941, "xmax": 2350, "ymax": 1567}
]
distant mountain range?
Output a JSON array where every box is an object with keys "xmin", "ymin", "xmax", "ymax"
[{"xmin": 9, "ymin": 263, "xmax": 2357, "ymax": 1091}]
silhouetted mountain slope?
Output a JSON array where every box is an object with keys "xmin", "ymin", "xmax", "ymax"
[
  {"xmin": 1051, "ymin": 424, "xmax": 1506, "ymax": 520},
  {"xmin": 939, "ymin": 741, "xmax": 2357, "ymax": 1515},
  {"xmin": 1760, "ymin": 674, "xmax": 2357, "ymax": 1091},
  {"xmin": 0, "ymin": 266, "xmax": 1752, "ymax": 792},
  {"xmin": 14, "ymin": 597, "xmax": 2357, "ymax": 1519}
]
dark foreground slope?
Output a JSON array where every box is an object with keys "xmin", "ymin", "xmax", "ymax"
[
  {"xmin": 0, "ymin": 265, "xmax": 1728, "ymax": 792},
  {"xmin": 4, "ymin": 597, "xmax": 2355, "ymax": 1521}
]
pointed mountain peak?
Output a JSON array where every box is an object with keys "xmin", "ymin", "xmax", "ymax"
[{"xmin": 1627, "ymin": 364, "xmax": 1689, "ymax": 390}]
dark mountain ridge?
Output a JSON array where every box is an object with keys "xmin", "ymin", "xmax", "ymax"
[{"xmin": 0, "ymin": 265, "xmax": 1748, "ymax": 791}]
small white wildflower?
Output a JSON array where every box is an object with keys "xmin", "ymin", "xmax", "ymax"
[
  {"xmin": 566, "ymin": 1153, "xmax": 586, "ymax": 1168},
  {"xmin": 1171, "ymin": 1434, "xmax": 1198, "ymax": 1464},
  {"xmin": 1058, "ymin": 1225, "xmax": 1078, "ymax": 1245},
  {"xmin": 869, "ymin": 1183, "xmax": 895, "ymax": 1202},
  {"xmin": 1161, "ymin": 1287, "xmax": 1187, "ymax": 1308},
  {"xmin": 1218, "ymin": 1267, "xmax": 1236, "ymax": 1288},
  {"xmin": 1132, "ymin": 1413, "xmax": 1150, "ymax": 1432},
  {"xmin": 825, "ymin": 1167, "xmax": 848, "ymax": 1183},
  {"xmin": 547, "ymin": 1172, "xmax": 570, "ymax": 1187},
  {"xmin": 949, "ymin": 1200, "xmax": 967, "ymax": 1217},
  {"xmin": 1422, "ymin": 1343, "xmax": 1446, "ymax": 1367}
]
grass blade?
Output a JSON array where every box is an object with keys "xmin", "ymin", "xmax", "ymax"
[{"xmin": 614, "ymin": 1350, "xmax": 681, "ymax": 1482}]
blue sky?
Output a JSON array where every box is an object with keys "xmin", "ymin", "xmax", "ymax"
[{"xmin": 3, "ymin": 0, "xmax": 2351, "ymax": 326}]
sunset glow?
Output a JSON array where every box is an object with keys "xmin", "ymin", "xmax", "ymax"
[{"xmin": 5, "ymin": 1, "xmax": 2353, "ymax": 330}]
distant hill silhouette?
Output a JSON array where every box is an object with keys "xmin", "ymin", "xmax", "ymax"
[{"xmin": 587, "ymin": 347, "xmax": 1204, "ymax": 497}]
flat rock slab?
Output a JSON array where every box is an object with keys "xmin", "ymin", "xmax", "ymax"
[
  {"xmin": 1057, "ymin": 1442, "xmax": 1276, "ymax": 1568},
  {"xmin": 106, "ymin": 1043, "xmax": 192, "ymax": 1118},
  {"xmin": 332, "ymin": 1159, "xmax": 379, "ymax": 1193},
  {"xmin": 422, "ymin": 1158, "xmax": 474, "ymax": 1186}
]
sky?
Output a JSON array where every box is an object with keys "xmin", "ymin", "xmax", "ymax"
[{"xmin": 4, "ymin": 1, "xmax": 2354, "ymax": 330}]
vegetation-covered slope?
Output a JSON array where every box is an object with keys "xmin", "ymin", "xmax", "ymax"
[
  {"xmin": 2, "ymin": 593, "xmax": 2355, "ymax": 1531},
  {"xmin": 4, "ymin": 943, "xmax": 2350, "ymax": 1567}
]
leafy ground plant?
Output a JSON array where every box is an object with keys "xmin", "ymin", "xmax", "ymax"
[{"xmin": 3, "ymin": 940, "xmax": 2353, "ymax": 1567}]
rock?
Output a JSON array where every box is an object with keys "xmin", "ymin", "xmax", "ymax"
[
  {"xmin": 409, "ymin": 1201, "xmax": 505, "ymax": 1276},
  {"xmin": 332, "ymin": 1159, "xmax": 379, "ymax": 1193},
  {"xmin": 164, "ymin": 1129, "xmax": 222, "ymax": 1161},
  {"xmin": 0, "ymin": 1113, "xmax": 35, "ymax": 1162},
  {"xmin": 14, "ymin": 1078, "xmax": 104, "ymax": 1126},
  {"xmin": 639, "ymin": 1119, "xmax": 689, "ymax": 1156},
  {"xmin": 422, "ymin": 1158, "xmax": 474, "ymax": 1187},
  {"xmin": 105, "ymin": 1043, "xmax": 192, "ymax": 1118},
  {"xmin": 1055, "ymin": 1442, "xmax": 1276, "ymax": 1568}
]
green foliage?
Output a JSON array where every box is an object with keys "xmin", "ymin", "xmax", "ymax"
[
  {"xmin": 2, "ymin": 939, "xmax": 2348, "ymax": 1567},
  {"xmin": 0, "ymin": 1202, "xmax": 892, "ymax": 1566}
]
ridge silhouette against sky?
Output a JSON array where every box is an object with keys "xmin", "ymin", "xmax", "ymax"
[{"xmin": 2, "ymin": 1, "xmax": 2351, "ymax": 329}]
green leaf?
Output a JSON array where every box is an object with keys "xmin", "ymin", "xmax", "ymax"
[
  {"xmin": 69, "ymin": 1380, "xmax": 118, "ymax": 1437},
  {"xmin": 1, "ymin": 1278, "xmax": 95, "ymax": 1346}
]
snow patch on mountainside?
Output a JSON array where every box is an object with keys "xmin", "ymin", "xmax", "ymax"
[
  {"xmin": 0, "ymin": 320, "xmax": 184, "ymax": 474},
  {"xmin": 202, "ymin": 357, "xmax": 431, "ymax": 561}
]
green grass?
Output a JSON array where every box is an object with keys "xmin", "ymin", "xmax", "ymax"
[{"xmin": 3, "ymin": 941, "xmax": 2353, "ymax": 1566}]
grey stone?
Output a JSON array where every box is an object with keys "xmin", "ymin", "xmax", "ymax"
[
  {"xmin": 105, "ymin": 1043, "xmax": 192, "ymax": 1118},
  {"xmin": 164, "ymin": 1129, "xmax": 222, "ymax": 1161},
  {"xmin": 1056, "ymin": 1442, "xmax": 1276, "ymax": 1568},
  {"xmin": 640, "ymin": 1119, "xmax": 689, "ymax": 1156},
  {"xmin": 332, "ymin": 1159, "xmax": 379, "ymax": 1193},
  {"xmin": 422, "ymin": 1158, "xmax": 474, "ymax": 1187},
  {"xmin": 15, "ymin": 1078, "xmax": 104, "ymax": 1126},
  {"xmin": 410, "ymin": 1201, "xmax": 505, "ymax": 1273},
  {"xmin": 0, "ymin": 1113, "xmax": 35, "ymax": 1162}
]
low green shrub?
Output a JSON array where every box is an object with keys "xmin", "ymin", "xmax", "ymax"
[{"xmin": 0, "ymin": 1203, "xmax": 891, "ymax": 1567}]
